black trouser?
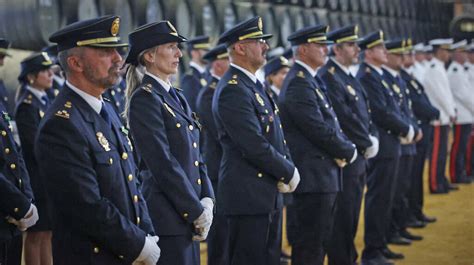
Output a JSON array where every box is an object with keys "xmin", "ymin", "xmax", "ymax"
[
  {"xmin": 327, "ymin": 156, "xmax": 366, "ymax": 265},
  {"xmin": 157, "ymin": 233, "xmax": 201, "ymax": 265},
  {"xmin": 207, "ymin": 182, "xmax": 229, "ymax": 265},
  {"xmin": 391, "ymin": 154, "xmax": 415, "ymax": 235},
  {"xmin": 362, "ymin": 156, "xmax": 399, "ymax": 260},
  {"xmin": 429, "ymin": 125, "xmax": 450, "ymax": 192},
  {"xmin": 409, "ymin": 123, "xmax": 432, "ymax": 219},
  {"xmin": 449, "ymin": 124, "xmax": 472, "ymax": 183},
  {"xmin": 227, "ymin": 210, "xmax": 282, "ymax": 265},
  {"xmin": 291, "ymin": 192, "xmax": 338, "ymax": 265},
  {"xmin": 0, "ymin": 235, "xmax": 22, "ymax": 265}
]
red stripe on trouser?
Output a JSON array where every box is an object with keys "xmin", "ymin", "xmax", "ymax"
[
  {"xmin": 449, "ymin": 125, "xmax": 461, "ymax": 182},
  {"xmin": 467, "ymin": 133, "xmax": 474, "ymax": 176},
  {"xmin": 430, "ymin": 126, "xmax": 440, "ymax": 191}
]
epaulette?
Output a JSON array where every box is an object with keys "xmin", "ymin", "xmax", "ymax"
[
  {"xmin": 64, "ymin": 101, "xmax": 72, "ymax": 108},
  {"xmin": 200, "ymin": 78, "xmax": 207, "ymax": 87},
  {"xmin": 55, "ymin": 109, "xmax": 70, "ymax": 119},
  {"xmin": 328, "ymin": 67, "xmax": 335, "ymax": 75},
  {"xmin": 209, "ymin": 81, "xmax": 217, "ymax": 89},
  {"xmin": 365, "ymin": 67, "xmax": 371, "ymax": 73},
  {"xmin": 23, "ymin": 94, "xmax": 33, "ymax": 104},
  {"xmin": 297, "ymin": 71, "xmax": 305, "ymax": 78},
  {"xmin": 103, "ymin": 97, "xmax": 111, "ymax": 102},
  {"xmin": 228, "ymin": 79, "xmax": 238, "ymax": 85},
  {"xmin": 142, "ymin": 84, "xmax": 152, "ymax": 93},
  {"xmin": 431, "ymin": 64, "xmax": 435, "ymax": 68}
]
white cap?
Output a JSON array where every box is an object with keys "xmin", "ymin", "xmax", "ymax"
[
  {"xmin": 451, "ymin": 39, "xmax": 467, "ymax": 50},
  {"xmin": 423, "ymin": 45, "xmax": 433, "ymax": 52},
  {"xmin": 429, "ymin": 38, "xmax": 454, "ymax": 49},
  {"xmin": 467, "ymin": 42, "xmax": 474, "ymax": 52},
  {"xmin": 267, "ymin": 47, "xmax": 285, "ymax": 59},
  {"xmin": 413, "ymin": 42, "xmax": 425, "ymax": 52}
]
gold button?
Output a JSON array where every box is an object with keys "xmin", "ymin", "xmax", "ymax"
[
  {"xmin": 283, "ymin": 140, "xmax": 287, "ymax": 145},
  {"xmin": 257, "ymin": 173, "xmax": 263, "ymax": 178},
  {"xmin": 189, "ymin": 125, "xmax": 194, "ymax": 130},
  {"xmin": 1, "ymin": 130, "xmax": 6, "ymax": 136},
  {"xmin": 279, "ymin": 124, "xmax": 282, "ymax": 129},
  {"xmin": 118, "ymin": 255, "xmax": 124, "ymax": 259},
  {"xmin": 136, "ymin": 217, "xmax": 141, "ymax": 225},
  {"xmin": 121, "ymin": 152, "xmax": 128, "ymax": 160},
  {"xmin": 280, "ymin": 177, "xmax": 284, "ymax": 181},
  {"xmin": 194, "ymin": 161, "xmax": 199, "ymax": 167},
  {"xmin": 339, "ymin": 129, "xmax": 343, "ymax": 133},
  {"xmin": 10, "ymin": 164, "xmax": 16, "ymax": 170},
  {"xmin": 18, "ymin": 178, "xmax": 22, "ymax": 187},
  {"xmin": 183, "ymin": 213, "xmax": 189, "ymax": 218},
  {"xmin": 176, "ymin": 123, "xmax": 181, "ymax": 128},
  {"xmin": 197, "ymin": 178, "xmax": 201, "ymax": 185},
  {"xmin": 4, "ymin": 148, "xmax": 10, "ymax": 154},
  {"xmin": 14, "ymin": 207, "xmax": 19, "ymax": 213},
  {"xmin": 128, "ymin": 174, "xmax": 133, "ymax": 181},
  {"xmin": 284, "ymin": 155, "xmax": 287, "ymax": 159},
  {"xmin": 325, "ymin": 104, "xmax": 329, "ymax": 108},
  {"xmin": 133, "ymin": 195, "xmax": 138, "ymax": 203},
  {"xmin": 109, "ymin": 158, "xmax": 113, "ymax": 165},
  {"xmin": 93, "ymin": 247, "xmax": 100, "ymax": 254},
  {"xmin": 265, "ymin": 109, "xmax": 269, "ymax": 114},
  {"xmin": 193, "ymin": 142, "xmax": 197, "ymax": 148}
]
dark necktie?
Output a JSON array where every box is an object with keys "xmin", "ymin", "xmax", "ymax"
[
  {"xmin": 41, "ymin": 95, "xmax": 49, "ymax": 106},
  {"xmin": 100, "ymin": 102, "xmax": 112, "ymax": 128},
  {"xmin": 255, "ymin": 80, "xmax": 265, "ymax": 94},
  {"xmin": 169, "ymin": 87, "xmax": 183, "ymax": 109}
]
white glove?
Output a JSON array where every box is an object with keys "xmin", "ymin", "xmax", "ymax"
[
  {"xmin": 349, "ymin": 147, "xmax": 358, "ymax": 163},
  {"xmin": 364, "ymin": 134, "xmax": 379, "ymax": 159},
  {"xmin": 192, "ymin": 198, "xmax": 213, "ymax": 241},
  {"xmin": 399, "ymin": 125, "xmax": 414, "ymax": 144},
  {"xmin": 133, "ymin": 235, "xmax": 160, "ymax": 265},
  {"xmin": 277, "ymin": 168, "xmax": 301, "ymax": 193},
  {"xmin": 7, "ymin": 204, "xmax": 39, "ymax": 231}
]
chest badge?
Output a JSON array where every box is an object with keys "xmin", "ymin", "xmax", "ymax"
[
  {"xmin": 96, "ymin": 132, "xmax": 111, "ymax": 151},
  {"xmin": 346, "ymin": 85, "xmax": 356, "ymax": 96},
  {"xmin": 255, "ymin": 93, "xmax": 265, "ymax": 106},
  {"xmin": 392, "ymin": 84, "xmax": 401, "ymax": 94},
  {"xmin": 382, "ymin": 80, "xmax": 389, "ymax": 89},
  {"xmin": 315, "ymin": 89, "xmax": 325, "ymax": 101}
]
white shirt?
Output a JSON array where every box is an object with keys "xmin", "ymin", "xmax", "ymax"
[
  {"xmin": 295, "ymin": 60, "xmax": 317, "ymax": 77},
  {"xmin": 146, "ymin": 71, "xmax": 171, "ymax": 92},
  {"xmin": 26, "ymin": 85, "xmax": 47, "ymax": 104},
  {"xmin": 422, "ymin": 57, "xmax": 456, "ymax": 125},
  {"xmin": 412, "ymin": 61, "xmax": 426, "ymax": 83},
  {"xmin": 189, "ymin": 61, "xmax": 206, "ymax": 74},
  {"xmin": 66, "ymin": 81, "xmax": 103, "ymax": 114},
  {"xmin": 231, "ymin": 63, "xmax": 258, "ymax": 84},
  {"xmin": 366, "ymin": 63, "xmax": 384, "ymax": 76},
  {"xmin": 270, "ymin": 85, "xmax": 280, "ymax": 96},
  {"xmin": 447, "ymin": 61, "xmax": 474, "ymax": 124}
]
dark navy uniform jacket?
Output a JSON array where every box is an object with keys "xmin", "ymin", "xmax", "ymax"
[
  {"xmin": 196, "ymin": 75, "xmax": 221, "ymax": 190},
  {"xmin": 400, "ymin": 69, "xmax": 440, "ymax": 125},
  {"xmin": 212, "ymin": 66, "xmax": 294, "ymax": 215},
  {"xmin": 357, "ymin": 63, "xmax": 411, "ymax": 159},
  {"xmin": 319, "ymin": 59, "xmax": 378, "ymax": 155},
  {"xmin": 0, "ymin": 102, "xmax": 33, "ymax": 241},
  {"xmin": 104, "ymin": 78, "xmax": 126, "ymax": 116},
  {"xmin": 181, "ymin": 66, "xmax": 207, "ymax": 112},
  {"xmin": 382, "ymin": 68, "xmax": 418, "ymax": 156},
  {"xmin": 279, "ymin": 63, "xmax": 355, "ymax": 193},
  {"xmin": 128, "ymin": 74, "xmax": 214, "ymax": 236},
  {"xmin": 35, "ymin": 85, "xmax": 154, "ymax": 264},
  {"xmin": 46, "ymin": 77, "xmax": 64, "ymax": 101},
  {"xmin": 15, "ymin": 88, "xmax": 49, "ymax": 202},
  {"xmin": 0, "ymin": 80, "xmax": 12, "ymax": 115}
]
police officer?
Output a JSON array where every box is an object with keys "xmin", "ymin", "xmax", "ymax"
[
  {"xmin": 0, "ymin": 39, "xmax": 13, "ymax": 115},
  {"xmin": 195, "ymin": 44, "xmax": 230, "ymax": 265},
  {"xmin": 35, "ymin": 15, "xmax": 160, "ymax": 265},
  {"xmin": 278, "ymin": 25, "xmax": 357, "ymax": 265},
  {"xmin": 401, "ymin": 42, "xmax": 439, "ymax": 226},
  {"xmin": 15, "ymin": 52, "xmax": 54, "ymax": 265},
  {"xmin": 42, "ymin": 44, "xmax": 65, "ymax": 100},
  {"xmin": 124, "ymin": 21, "xmax": 214, "ymax": 265},
  {"xmin": 447, "ymin": 40, "xmax": 474, "ymax": 184},
  {"xmin": 181, "ymin": 36, "xmax": 211, "ymax": 111},
  {"xmin": 382, "ymin": 39, "xmax": 423, "ymax": 245},
  {"xmin": 411, "ymin": 42, "xmax": 428, "ymax": 83},
  {"xmin": 263, "ymin": 56, "xmax": 290, "ymax": 99},
  {"xmin": 423, "ymin": 38, "xmax": 458, "ymax": 193},
  {"xmin": 212, "ymin": 17, "xmax": 300, "ymax": 265},
  {"xmin": 465, "ymin": 43, "xmax": 474, "ymax": 179},
  {"xmin": 357, "ymin": 31, "xmax": 414, "ymax": 265},
  {"xmin": 319, "ymin": 25, "xmax": 379, "ymax": 265}
]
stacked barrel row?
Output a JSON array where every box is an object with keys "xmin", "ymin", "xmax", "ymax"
[{"xmin": 0, "ymin": 0, "xmax": 453, "ymax": 51}]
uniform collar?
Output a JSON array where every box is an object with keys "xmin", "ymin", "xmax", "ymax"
[
  {"xmin": 330, "ymin": 57, "xmax": 351, "ymax": 76},
  {"xmin": 366, "ymin": 62, "xmax": 383, "ymax": 75},
  {"xmin": 145, "ymin": 71, "xmax": 171, "ymax": 92},
  {"xmin": 210, "ymin": 71, "xmax": 221, "ymax": 81},
  {"xmin": 231, "ymin": 63, "xmax": 258, "ymax": 84},
  {"xmin": 66, "ymin": 80, "xmax": 103, "ymax": 114},
  {"xmin": 189, "ymin": 61, "xmax": 206, "ymax": 74},
  {"xmin": 26, "ymin": 85, "xmax": 47, "ymax": 102},
  {"xmin": 295, "ymin": 59, "xmax": 317, "ymax": 77},
  {"xmin": 382, "ymin": 65, "xmax": 399, "ymax": 78},
  {"xmin": 270, "ymin": 85, "xmax": 280, "ymax": 96}
]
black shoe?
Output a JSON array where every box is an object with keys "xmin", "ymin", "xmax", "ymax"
[
  {"xmin": 381, "ymin": 247, "xmax": 404, "ymax": 260},
  {"xmin": 406, "ymin": 219, "xmax": 426, "ymax": 228},
  {"xmin": 400, "ymin": 229, "xmax": 423, "ymax": 241},
  {"xmin": 419, "ymin": 214, "xmax": 437, "ymax": 223},
  {"xmin": 388, "ymin": 234, "xmax": 412, "ymax": 245},
  {"xmin": 361, "ymin": 255, "xmax": 394, "ymax": 265}
]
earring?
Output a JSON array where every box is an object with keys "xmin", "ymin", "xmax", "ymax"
[{"xmin": 29, "ymin": 79, "xmax": 34, "ymax": 85}]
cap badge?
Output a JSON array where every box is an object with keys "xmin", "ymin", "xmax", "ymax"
[
  {"xmin": 111, "ymin": 18, "xmax": 120, "ymax": 37},
  {"xmin": 258, "ymin": 17, "xmax": 263, "ymax": 31}
]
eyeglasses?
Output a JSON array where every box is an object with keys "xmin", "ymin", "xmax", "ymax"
[{"xmin": 239, "ymin": 38, "xmax": 267, "ymax": 45}]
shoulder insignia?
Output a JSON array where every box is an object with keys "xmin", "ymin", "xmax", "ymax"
[
  {"xmin": 255, "ymin": 93, "xmax": 265, "ymax": 106},
  {"xmin": 200, "ymin": 78, "xmax": 207, "ymax": 87},
  {"xmin": 54, "ymin": 110, "xmax": 70, "ymax": 119},
  {"xmin": 39, "ymin": 110, "xmax": 45, "ymax": 118},
  {"xmin": 64, "ymin": 101, "xmax": 72, "ymax": 108},
  {"xmin": 365, "ymin": 67, "xmax": 371, "ymax": 73},
  {"xmin": 453, "ymin": 67, "xmax": 457, "ymax": 72},
  {"xmin": 103, "ymin": 97, "xmax": 111, "ymax": 102},
  {"xmin": 96, "ymin": 132, "xmax": 111, "ymax": 152},
  {"xmin": 392, "ymin": 84, "xmax": 401, "ymax": 94},
  {"xmin": 23, "ymin": 98, "xmax": 32, "ymax": 104},
  {"xmin": 381, "ymin": 80, "xmax": 389, "ymax": 89},
  {"xmin": 297, "ymin": 71, "xmax": 305, "ymax": 78},
  {"xmin": 232, "ymin": 74, "xmax": 238, "ymax": 79},
  {"xmin": 163, "ymin": 103, "xmax": 176, "ymax": 117},
  {"xmin": 142, "ymin": 84, "xmax": 153, "ymax": 93},
  {"xmin": 431, "ymin": 64, "xmax": 435, "ymax": 68},
  {"xmin": 209, "ymin": 82, "xmax": 217, "ymax": 89},
  {"xmin": 228, "ymin": 79, "xmax": 238, "ymax": 85},
  {"xmin": 346, "ymin": 85, "xmax": 356, "ymax": 96},
  {"xmin": 328, "ymin": 67, "xmax": 336, "ymax": 75}
]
